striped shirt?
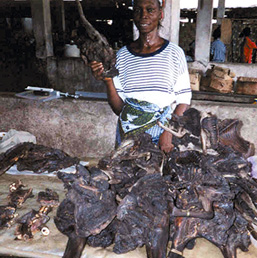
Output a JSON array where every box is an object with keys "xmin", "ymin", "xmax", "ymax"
[{"xmin": 113, "ymin": 40, "xmax": 192, "ymax": 109}]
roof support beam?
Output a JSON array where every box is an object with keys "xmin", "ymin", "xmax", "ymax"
[
  {"xmin": 31, "ymin": 0, "xmax": 53, "ymax": 58},
  {"xmin": 55, "ymin": 0, "xmax": 66, "ymax": 40},
  {"xmin": 195, "ymin": 0, "xmax": 213, "ymax": 65}
]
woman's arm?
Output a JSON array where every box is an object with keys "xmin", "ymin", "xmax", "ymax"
[
  {"xmin": 90, "ymin": 61, "xmax": 124, "ymax": 115},
  {"xmin": 158, "ymin": 103, "xmax": 189, "ymax": 153},
  {"xmin": 173, "ymin": 103, "xmax": 189, "ymax": 116}
]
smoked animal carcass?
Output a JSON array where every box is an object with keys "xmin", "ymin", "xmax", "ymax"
[
  {"xmin": 15, "ymin": 209, "xmax": 50, "ymax": 240},
  {"xmin": 0, "ymin": 142, "xmax": 79, "ymax": 175},
  {"xmin": 8, "ymin": 180, "xmax": 33, "ymax": 208},
  {"xmin": 0, "ymin": 205, "xmax": 17, "ymax": 229},
  {"xmin": 114, "ymin": 174, "xmax": 170, "ymax": 257},
  {"xmin": 55, "ymin": 164, "xmax": 117, "ymax": 258},
  {"xmin": 158, "ymin": 107, "xmax": 255, "ymax": 158},
  {"xmin": 75, "ymin": 0, "xmax": 118, "ymax": 78}
]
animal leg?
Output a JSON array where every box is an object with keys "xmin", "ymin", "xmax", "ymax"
[
  {"xmin": 63, "ymin": 236, "xmax": 87, "ymax": 258},
  {"xmin": 145, "ymin": 213, "xmax": 169, "ymax": 258}
]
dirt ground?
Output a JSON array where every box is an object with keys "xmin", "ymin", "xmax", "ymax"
[{"xmin": 0, "ymin": 167, "xmax": 257, "ymax": 258}]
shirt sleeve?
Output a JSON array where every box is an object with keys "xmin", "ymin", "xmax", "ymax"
[
  {"xmin": 247, "ymin": 38, "xmax": 257, "ymax": 49},
  {"xmin": 174, "ymin": 72, "xmax": 192, "ymax": 105},
  {"xmin": 173, "ymin": 50, "xmax": 192, "ymax": 105},
  {"xmin": 223, "ymin": 43, "xmax": 226, "ymax": 52},
  {"xmin": 113, "ymin": 75, "xmax": 126, "ymax": 101}
]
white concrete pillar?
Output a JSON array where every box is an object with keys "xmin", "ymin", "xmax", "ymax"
[
  {"xmin": 133, "ymin": 23, "xmax": 139, "ymax": 41},
  {"xmin": 217, "ymin": 0, "xmax": 226, "ymax": 25},
  {"xmin": 133, "ymin": 0, "xmax": 181, "ymax": 45},
  {"xmin": 195, "ymin": 0, "xmax": 214, "ymax": 64},
  {"xmin": 31, "ymin": 0, "xmax": 54, "ymax": 58},
  {"xmin": 160, "ymin": 0, "xmax": 180, "ymax": 44}
]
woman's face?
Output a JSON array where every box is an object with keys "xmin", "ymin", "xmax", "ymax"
[{"xmin": 133, "ymin": 0, "xmax": 162, "ymax": 34}]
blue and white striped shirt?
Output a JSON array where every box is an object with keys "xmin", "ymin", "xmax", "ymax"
[{"xmin": 113, "ymin": 40, "xmax": 192, "ymax": 109}]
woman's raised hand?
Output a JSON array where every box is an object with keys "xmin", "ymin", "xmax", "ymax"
[{"xmin": 89, "ymin": 61, "xmax": 105, "ymax": 81}]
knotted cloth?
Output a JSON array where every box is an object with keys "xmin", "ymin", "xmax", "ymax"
[{"xmin": 117, "ymin": 98, "xmax": 171, "ymax": 144}]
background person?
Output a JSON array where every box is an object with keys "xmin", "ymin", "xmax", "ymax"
[
  {"xmin": 210, "ymin": 26, "xmax": 226, "ymax": 62},
  {"xmin": 239, "ymin": 27, "xmax": 257, "ymax": 64},
  {"xmin": 90, "ymin": 0, "xmax": 192, "ymax": 153}
]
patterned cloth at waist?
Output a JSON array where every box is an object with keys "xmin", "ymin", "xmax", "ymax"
[{"xmin": 118, "ymin": 98, "xmax": 172, "ymax": 141}]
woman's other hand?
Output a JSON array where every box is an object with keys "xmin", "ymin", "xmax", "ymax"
[
  {"xmin": 89, "ymin": 61, "xmax": 112, "ymax": 82},
  {"xmin": 89, "ymin": 61, "xmax": 123, "ymax": 115},
  {"xmin": 158, "ymin": 130, "xmax": 174, "ymax": 154},
  {"xmin": 89, "ymin": 61, "xmax": 105, "ymax": 80}
]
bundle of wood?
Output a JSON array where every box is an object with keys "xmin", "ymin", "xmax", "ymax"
[
  {"xmin": 55, "ymin": 109, "xmax": 257, "ymax": 258},
  {"xmin": 201, "ymin": 65, "xmax": 236, "ymax": 93}
]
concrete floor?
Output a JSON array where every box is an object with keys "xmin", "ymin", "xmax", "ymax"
[{"xmin": 0, "ymin": 171, "xmax": 257, "ymax": 258}]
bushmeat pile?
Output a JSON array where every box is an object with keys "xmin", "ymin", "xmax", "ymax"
[{"xmin": 54, "ymin": 107, "xmax": 257, "ymax": 258}]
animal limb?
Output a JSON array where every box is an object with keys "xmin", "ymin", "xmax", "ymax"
[
  {"xmin": 75, "ymin": 0, "xmax": 108, "ymax": 46},
  {"xmin": 157, "ymin": 121, "xmax": 188, "ymax": 138}
]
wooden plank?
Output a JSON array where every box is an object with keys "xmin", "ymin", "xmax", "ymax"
[
  {"xmin": 236, "ymin": 82, "xmax": 257, "ymax": 95},
  {"xmin": 221, "ymin": 19, "xmax": 232, "ymax": 44},
  {"xmin": 237, "ymin": 77, "xmax": 257, "ymax": 82},
  {"xmin": 192, "ymin": 91, "xmax": 256, "ymax": 103}
]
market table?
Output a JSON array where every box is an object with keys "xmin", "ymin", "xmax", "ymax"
[
  {"xmin": 0, "ymin": 168, "xmax": 147, "ymax": 258},
  {"xmin": 1, "ymin": 170, "xmax": 257, "ymax": 258}
]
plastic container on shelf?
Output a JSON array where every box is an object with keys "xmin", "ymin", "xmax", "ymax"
[{"xmin": 64, "ymin": 41, "xmax": 80, "ymax": 57}]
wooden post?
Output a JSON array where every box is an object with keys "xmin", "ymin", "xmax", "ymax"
[
  {"xmin": 30, "ymin": 0, "xmax": 53, "ymax": 58},
  {"xmin": 55, "ymin": 0, "xmax": 66, "ymax": 43}
]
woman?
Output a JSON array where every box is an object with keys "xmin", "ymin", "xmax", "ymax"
[
  {"xmin": 90, "ymin": 0, "xmax": 192, "ymax": 153},
  {"xmin": 239, "ymin": 27, "xmax": 257, "ymax": 64}
]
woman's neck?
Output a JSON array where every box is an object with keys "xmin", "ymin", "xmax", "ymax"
[{"xmin": 130, "ymin": 31, "xmax": 165, "ymax": 54}]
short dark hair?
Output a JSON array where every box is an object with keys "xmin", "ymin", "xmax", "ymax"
[
  {"xmin": 239, "ymin": 27, "xmax": 251, "ymax": 37},
  {"xmin": 243, "ymin": 27, "xmax": 251, "ymax": 36},
  {"xmin": 212, "ymin": 26, "xmax": 221, "ymax": 40}
]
